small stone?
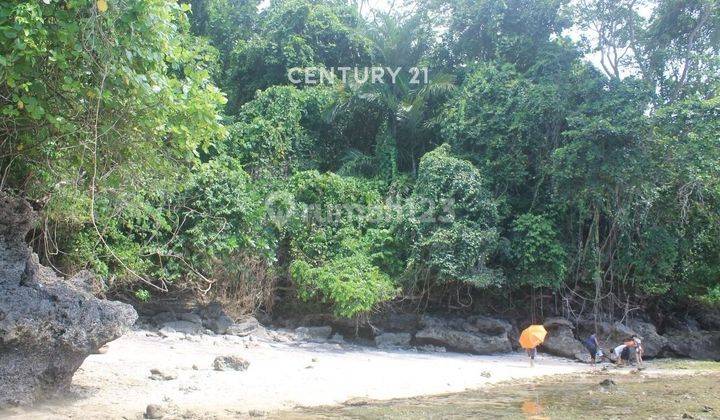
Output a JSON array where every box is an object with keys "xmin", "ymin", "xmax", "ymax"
[
  {"xmin": 213, "ymin": 355, "xmax": 250, "ymax": 371},
  {"xmin": 192, "ymin": 364, "xmax": 199, "ymax": 371},
  {"xmin": 480, "ymin": 371, "xmax": 491, "ymax": 378},
  {"xmin": 149, "ymin": 368, "xmax": 177, "ymax": 381},
  {"xmin": 248, "ymin": 409, "xmax": 266, "ymax": 417},
  {"xmin": 158, "ymin": 326, "xmax": 177, "ymax": 338},
  {"xmin": 599, "ymin": 379, "xmax": 616, "ymax": 387},
  {"xmin": 145, "ymin": 404, "xmax": 164, "ymax": 419}
]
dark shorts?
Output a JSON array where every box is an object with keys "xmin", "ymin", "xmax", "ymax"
[
  {"xmin": 620, "ymin": 346, "xmax": 631, "ymax": 361},
  {"xmin": 526, "ymin": 348, "xmax": 537, "ymax": 359},
  {"xmin": 584, "ymin": 342, "xmax": 598, "ymax": 359}
]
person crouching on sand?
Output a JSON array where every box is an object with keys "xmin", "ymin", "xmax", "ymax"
[
  {"xmin": 613, "ymin": 342, "xmax": 629, "ymax": 366},
  {"xmin": 614, "ymin": 336, "xmax": 642, "ymax": 366}
]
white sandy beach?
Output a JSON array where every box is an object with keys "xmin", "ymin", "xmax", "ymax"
[{"xmin": 2, "ymin": 328, "xmax": 593, "ymax": 419}]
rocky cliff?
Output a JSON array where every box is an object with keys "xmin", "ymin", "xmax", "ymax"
[{"xmin": 0, "ymin": 193, "xmax": 137, "ymax": 405}]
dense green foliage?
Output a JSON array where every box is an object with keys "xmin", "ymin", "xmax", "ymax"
[{"xmin": 2, "ymin": 0, "xmax": 718, "ymax": 318}]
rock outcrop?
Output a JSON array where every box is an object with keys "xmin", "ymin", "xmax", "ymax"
[
  {"xmin": 663, "ymin": 330, "xmax": 720, "ymax": 361},
  {"xmin": 226, "ymin": 316, "xmax": 261, "ymax": 337},
  {"xmin": 541, "ymin": 318, "xmax": 588, "ymax": 361},
  {"xmin": 198, "ymin": 302, "xmax": 234, "ymax": 334},
  {"xmin": 414, "ymin": 315, "xmax": 512, "ymax": 354},
  {"xmin": 627, "ymin": 320, "xmax": 667, "ymax": 358},
  {"xmin": 578, "ymin": 318, "xmax": 668, "ymax": 358},
  {"xmin": 295, "ymin": 326, "xmax": 333, "ymax": 342},
  {"xmin": 0, "ymin": 193, "xmax": 137, "ymax": 406},
  {"xmin": 374, "ymin": 332, "xmax": 412, "ymax": 348}
]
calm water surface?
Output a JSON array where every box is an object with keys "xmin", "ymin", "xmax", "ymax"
[{"xmin": 278, "ymin": 370, "xmax": 720, "ymax": 419}]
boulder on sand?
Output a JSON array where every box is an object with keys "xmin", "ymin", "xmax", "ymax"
[
  {"xmin": 541, "ymin": 319, "xmax": 588, "ymax": 362},
  {"xmin": 374, "ymin": 332, "xmax": 412, "ymax": 348},
  {"xmin": 295, "ymin": 326, "xmax": 333, "ymax": 342},
  {"xmin": 199, "ymin": 302, "xmax": 234, "ymax": 335},
  {"xmin": 152, "ymin": 311, "xmax": 177, "ymax": 326},
  {"xmin": 213, "ymin": 355, "xmax": 250, "ymax": 371},
  {"xmin": 580, "ymin": 319, "xmax": 667, "ymax": 358},
  {"xmin": 627, "ymin": 320, "xmax": 667, "ymax": 358},
  {"xmin": 0, "ymin": 193, "xmax": 137, "ymax": 406},
  {"xmin": 580, "ymin": 320, "xmax": 636, "ymax": 344},
  {"xmin": 663, "ymin": 330, "xmax": 720, "ymax": 361},
  {"xmin": 414, "ymin": 316, "xmax": 512, "ymax": 354},
  {"xmin": 226, "ymin": 316, "xmax": 261, "ymax": 337}
]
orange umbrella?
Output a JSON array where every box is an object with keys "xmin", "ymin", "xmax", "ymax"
[{"xmin": 519, "ymin": 325, "xmax": 547, "ymax": 349}]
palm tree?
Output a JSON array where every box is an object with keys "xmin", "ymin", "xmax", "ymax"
[{"xmin": 332, "ymin": 10, "xmax": 455, "ymax": 176}]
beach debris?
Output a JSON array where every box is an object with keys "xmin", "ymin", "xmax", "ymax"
[
  {"xmin": 149, "ymin": 368, "xmax": 177, "ymax": 381},
  {"xmin": 213, "ymin": 355, "xmax": 250, "ymax": 371},
  {"xmin": 481, "ymin": 370, "xmax": 492, "ymax": 378},
  {"xmin": 248, "ymin": 409, "xmax": 267, "ymax": 417},
  {"xmin": 702, "ymin": 405, "xmax": 714, "ymax": 412},
  {"xmin": 179, "ymin": 385, "xmax": 199, "ymax": 394}
]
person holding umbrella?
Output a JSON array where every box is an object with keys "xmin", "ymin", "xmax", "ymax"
[{"xmin": 519, "ymin": 325, "xmax": 547, "ymax": 367}]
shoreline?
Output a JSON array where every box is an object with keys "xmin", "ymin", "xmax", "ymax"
[
  {"xmin": 4, "ymin": 328, "xmax": 592, "ymax": 419},
  {"xmin": 3, "ymin": 328, "xmax": 717, "ymax": 419}
]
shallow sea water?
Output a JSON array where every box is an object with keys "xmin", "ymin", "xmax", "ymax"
[{"xmin": 279, "ymin": 365, "xmax": 720, "ymax": 419}]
